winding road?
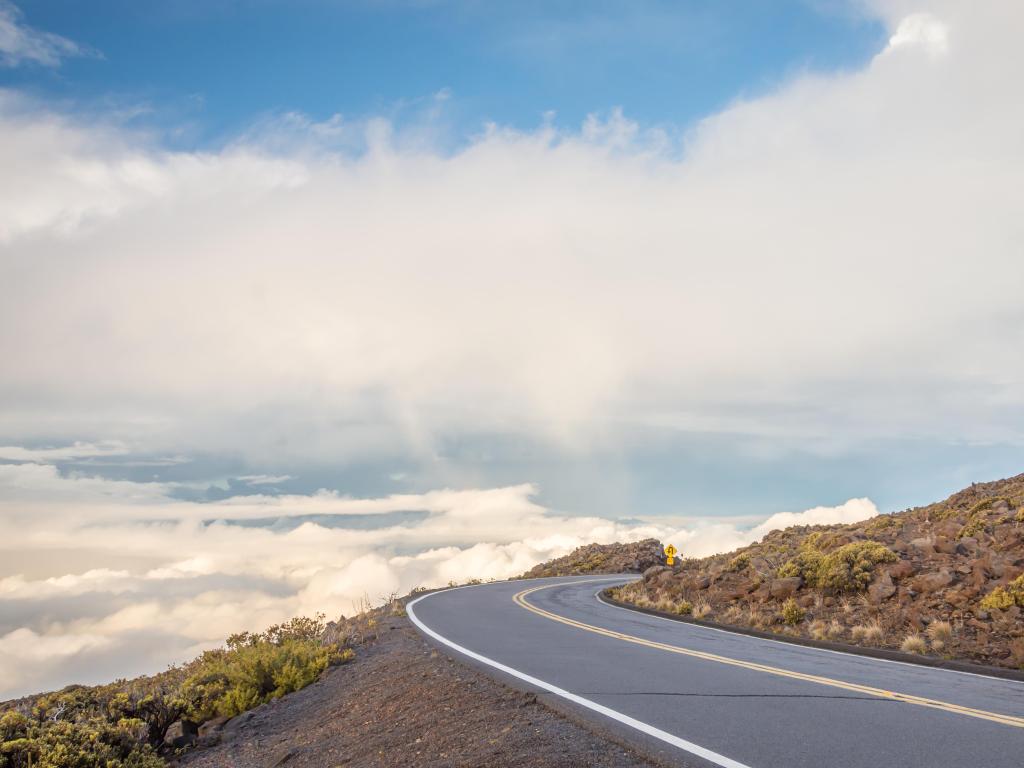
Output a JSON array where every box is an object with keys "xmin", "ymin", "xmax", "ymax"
[{"xmin": 408, "ymin": 575, "xmax": 1024, "ymax": 768}]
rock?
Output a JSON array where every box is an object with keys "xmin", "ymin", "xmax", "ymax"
[
  {"xmin": 907, "ymin": 570, "xmax": 954, "ymax": 593},
  {"xmin": 956, "ymin": 537, "xmax": 980, "ymax": 557},
  {"xmin": 163, "ymin": 720, "xmax": 198, "ymax": 750},
  {"xmin": 910, "ymin": 536, "xmax": 936, "ymax": 553},
  {"xmin": 769, "ymin": 577, "xmax": 802, "ymax": 599},
  {"xmin": 868, "ymin": 572, "xmax": 896, "ymax": 603},
  {"xmin": 221, "ymin": 711, "xmax": 255, "ymax": 736},
  {"xmin": 196, "ymin": 715, "xmax": 230, "ymax": 747},
  {"xmin": 643, "ymin": 565, "xmax": 671, "ymax": 580},
  {"xmin": 266, "ymin": 748, "xmax": 297, "ymax": 767},
  {"xmin": 885, "ymin": 560, "xmax": 915, "ymax": 580}
]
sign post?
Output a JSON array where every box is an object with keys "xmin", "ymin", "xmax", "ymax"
[{"xmin": 664, "ymin": 543, "xmax": 677, "ymax": 566}]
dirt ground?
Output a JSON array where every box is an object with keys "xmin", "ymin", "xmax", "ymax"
[{"xmin": 175, "ymin": 616, "xmax": 664, "ymax": 768}]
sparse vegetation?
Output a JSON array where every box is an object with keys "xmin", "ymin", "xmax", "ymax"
[
  {"xmin": 979, "ymin": 575, "xmax": 1024, "ymax": 611},
  {"xmin": 0, "ymin": 614, "xmax": 356, "ymax": 768},
  {"xmin": 926, "ymin": 620, "xmax": 953, "ymax": 652},
  {"xmin": 781, "ymin": 598, "xmax": 805, "ymax": 625},
  {"xmin": 900, "ymin": 634, "xmax": 928, "ymax": 655}
]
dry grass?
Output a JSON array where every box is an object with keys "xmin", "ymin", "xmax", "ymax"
[
  {"xmin": 926, "ymin": 620, "xmax": 953, "ymax": 651},
  {"xmin": 852, "ymin": 620, "xmax": 885, "ymax": 645},
  {"xmin": 901, "ymin": 633, "xmax": 928, "ymax": 655},
  {"xmin": 692, "ymin": 599, "xmax": 712, "ymax": 620},
  {"xmin": 826, "ymin": 619, "xmax": 844, "ymax": 639}
]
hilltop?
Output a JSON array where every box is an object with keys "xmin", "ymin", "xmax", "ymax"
[
  {"xmin": 612, "ymin": 473, "xmax": 1024, "ymax": 669},
  {"xmin": 520, "ymin": 538, "xmax": 664, "ymax": 578}
]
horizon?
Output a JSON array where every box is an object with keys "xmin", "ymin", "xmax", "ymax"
[{"xmin": 2, "ymin": 0, "xmax": 1024, "ymax": 701}]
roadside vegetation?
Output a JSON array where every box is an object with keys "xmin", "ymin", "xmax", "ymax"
[
  {"xmin": 609, "ymin": 472, "xmax": 1024, "ymax": 670},
  {"xmin": 0, "ymin": 609, "xmax": 381, "ymax": 768}
]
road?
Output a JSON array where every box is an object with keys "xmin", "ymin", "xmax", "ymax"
[{"xmin": 408, "ymin": 575, "xmax": 1024, "ymax": 768}]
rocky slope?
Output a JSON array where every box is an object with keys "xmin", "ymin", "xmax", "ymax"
[
  {"xmin": 612, "ymin": 474, "xmax": 1024, "ymax": 669},
  {"xmin": 520, "ymin": 538, "xmax": 664, "ymax": 578}
]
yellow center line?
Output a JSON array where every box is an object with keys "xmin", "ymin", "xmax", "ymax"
[{"xmin": 514, "ymin": 580, "xmax": 1024, "ymax": 729}]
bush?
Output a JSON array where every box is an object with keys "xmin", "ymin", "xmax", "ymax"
[
  {"xmin": 979, "ymin": 574, "xmax": 1024, "ymax": 612},
  {"xmin": 0, "ymin": 614, "xmax": 351, "ymax": 768},
  {"xmin": 781, "ymin": 598, "xmax": 805, "ymax": 625},
  {"xmin": 180, "ymin": 617, "xmax": 352, "ymax": 723},
  {"xmin": 728, "ymin": 553, "xmax": 751, "ymax": 572},
  {"xmin": 779, "ymin": 540, "xmax": 897, "ymax": 593}
]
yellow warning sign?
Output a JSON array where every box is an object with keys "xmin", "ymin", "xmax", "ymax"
[{"xmin": 664, "ymin": 543, "xmax": 677, "ymax": 566}]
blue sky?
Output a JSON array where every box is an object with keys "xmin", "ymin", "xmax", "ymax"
[{"xmin": 5, "ymin": 1, "xmax": 885, "ymax": 147}]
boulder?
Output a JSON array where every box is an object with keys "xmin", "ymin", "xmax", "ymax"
[
  {"xmin": 769, "ymin": 577, "xmax": 802, "ymax": 599},
  {"xmin": 868, "ymin": 572, "xmax": 896, "ymax": 603},
  {"xmin": 907, "ymin": 570, "xmax": 954, "ymax": 594},
  {"xmin": 643, "ymin": 565, "xmax": 671, "ymax": 580},
  {"xmin": 909, "ymin": 536, "xmax": 936, "ymax": 553},
  {"xmin": 162, "ymin": 720, "xmax": 198, "ymax": 750},
  {"xmin": 197, "ymin": 715, "xmax": 231, "ymax": 747}
]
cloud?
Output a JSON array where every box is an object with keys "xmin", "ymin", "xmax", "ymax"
[
  {"xmin": 0, "ymin": 463, "xmax": 877, "ymax": 699},
  {"xmin": 2, "ymin": 2, "xmax": 1023, "ymax": 470},
  {"xmin": 885, "ymin": 12, "xmax": 948, "ymax": 55},
  {"xmin": 238, "ymin": 474, "xmax": 294, "ymax": 486},
  {"xmin": 0, "ymin": 1, "xmax": 92, "ymax": 67},
  {"xmin": 0, "ymin": 440, "xmax": 130, "ymax": 462}
]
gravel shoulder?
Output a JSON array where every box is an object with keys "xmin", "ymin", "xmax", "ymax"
[{"xmin": 175, "ymin": 615, "xmax": 664, "ymax": 768}]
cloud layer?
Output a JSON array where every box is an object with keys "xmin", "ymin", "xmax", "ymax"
[
  {"xmin": 2, "ymin": 2, "xmax": 1023, "ymax": 470},
  {"xmin": 0, "ymin": 458, "xmax": 878, "ymax": 700}
]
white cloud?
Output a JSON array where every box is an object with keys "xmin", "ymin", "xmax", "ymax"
[
  {"xmin": 0, "ymin": 1, "xmax": 91, "ymax": 67},
  {"xmin": 2, "ymin": 3, "xmax": 1023, "ymax": 464},
  {"xmin": 886, "ymin": 12, "xmax": 949, "ymax": 55},
  {"xmin": 0, "ymin": 440, "xmax": 130, "ymax": 462},
  {"xmin": 0, "ymin": 463, "xmax": 876, "ymax": 699},
  {"xmin": 238, "ymin": 474, "xmax": 293, "ymax": 486}
]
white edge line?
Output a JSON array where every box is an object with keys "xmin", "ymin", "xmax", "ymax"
[
  {"xmin": 593, "ymin": 585, "xmax": 1024, "ymax": 687},
  {"xmin": 407, "ymin": 581, "xmax": 753, "ymax": 768}
]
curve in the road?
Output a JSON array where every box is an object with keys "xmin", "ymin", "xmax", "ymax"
[
  {"xmin": 408, "ymin": 575, "xmax": 1024, "ymax": 768},
  {"xmin": 408, "ymin": 578, "xmax": 751, "ymax": 768},
  {"xmin": 514, "ymin": 581, "xmax": 1024, "ymax": 729}
]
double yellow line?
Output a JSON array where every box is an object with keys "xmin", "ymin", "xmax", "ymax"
[{"xmin": 513, "ymin": 581, "xmax": 1024, "ymax": 729}]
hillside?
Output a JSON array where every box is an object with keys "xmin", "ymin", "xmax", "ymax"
[
  {"xmin": 612, "ymin": 473, "xmax": 1024, "ymax": 669},
  {"xmin": 520, "ymin": 538, "xmax": 664, "ymax": 578},
  {"xmin": 1, "ymin": 592, "xmax": 660, "ymax": 768}
]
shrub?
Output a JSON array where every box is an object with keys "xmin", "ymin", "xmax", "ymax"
[
  {"xmin": 0, "ymin": 614, "xmax": 353, "ymax": 768},
  {"xmin": 180, "ymin": 636, "xmax": 351, "ymax": 723},
  {"xmin": 901, "ymin": 634, "xmax": 927, "ymax": 654},
  {"xmin": 781, "ymin": 598, "xmax": 805, "ymax": 625},
  {"xmin": 674, "ymin": 600, "xmax": 694, "ymax": 616},
  {"xmin": 980, "ymin": 575, "xmax": 1024, "ymax": 611},
  {"xmin": 780, "ymin": 540, "xmax": 897, "ymax": 593},
  {"xmin": 728, "ymin": 553, "xmax": 751, "ymax": 572}
]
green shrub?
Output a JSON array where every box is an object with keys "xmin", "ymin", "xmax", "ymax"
[
  {"xmin": 728, "ymin": 553, "xmax": 751, "ymax": 572},
  {"xmin": 980, "ymin": 575, "xmax": 1024, "ymax": 611},
  {"xmin": 180, "ymin": 623, "xmax": 352, "ymax": 723},
  {"xmin": 675, "ymin": 600, "xmax": 694, "ymax": 616},
  {"xmin": 781, "ymin": 598, "xmax": 805, "ymax": 625},
  {"xmin": 0, "ymin": 614, "xmax": 350, "ymax": 768},
  {"xmin": 779, "ymin": 540, "xmax": 897, "ymax": 593}
]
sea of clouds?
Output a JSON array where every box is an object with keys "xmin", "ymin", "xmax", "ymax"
[{"xmin": 0, "ymin": 447, "xmax": 880, "ymax": 700}]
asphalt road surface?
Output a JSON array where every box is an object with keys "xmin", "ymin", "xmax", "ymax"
[{"xmin": 408, "ymin": 575, "xmax": 1024, "ymax": 768}]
